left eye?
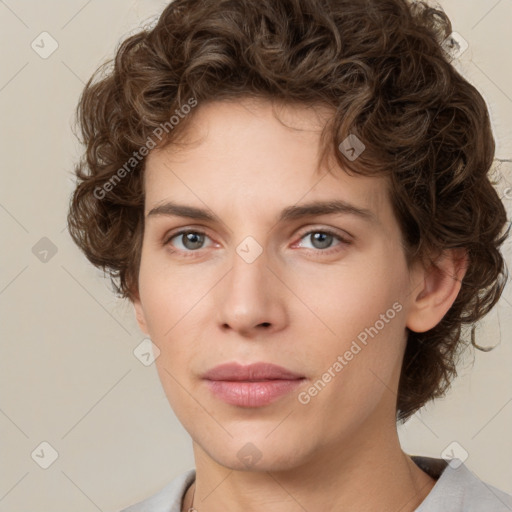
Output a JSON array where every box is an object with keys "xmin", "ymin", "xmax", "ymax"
[{"xmin": 297, "ymin": 230, "xmax": 345, "ymax": 250}]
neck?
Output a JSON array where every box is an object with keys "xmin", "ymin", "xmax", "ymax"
[{"xmin": 183, "ymin": 419, "xmax": 436, "ymax": 512}]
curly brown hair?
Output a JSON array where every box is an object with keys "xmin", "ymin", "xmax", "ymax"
[{"xmin": 67, "ymin": 0, "xmax": 509, "ymax": 422}]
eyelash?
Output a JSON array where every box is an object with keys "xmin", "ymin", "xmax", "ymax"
[{"xmin": 163, "ymin": 227, "xmax": 351, "ymax": 257}]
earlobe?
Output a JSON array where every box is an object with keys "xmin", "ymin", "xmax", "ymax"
[
  {"xmin": 132, "ymin": 297, "xmax": 149, "ymax": 335},
  {"xmin": 406, "ymin": 248, "xmax": 468, "ymax": 333}
]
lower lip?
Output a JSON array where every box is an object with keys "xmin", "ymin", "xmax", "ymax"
[{"xmin": 204, "ymin": 379, "xmax": 304, "ymax": 407}]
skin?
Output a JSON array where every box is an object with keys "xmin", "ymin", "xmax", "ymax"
[{"xmin": 133, "ymin": 98, "xmax": 467, "ymax": 512}]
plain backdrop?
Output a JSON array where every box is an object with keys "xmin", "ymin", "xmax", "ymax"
[{"xmin": 0, "ymin": 1, "xmax": 511, "ymax": 511}]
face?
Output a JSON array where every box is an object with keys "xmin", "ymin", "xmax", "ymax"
[{"xmin": 134, "ymin": 99, "xmax": 419, "ymax": 471}]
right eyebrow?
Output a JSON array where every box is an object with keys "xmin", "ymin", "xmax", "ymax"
[{"xmin": 147, "ymin": 202, "xmax": 221, "ymax": 222}]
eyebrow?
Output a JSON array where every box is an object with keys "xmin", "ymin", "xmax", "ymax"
[{"xmin": 147, "ymin": 199, "xmax": 377, "ymax": 225}]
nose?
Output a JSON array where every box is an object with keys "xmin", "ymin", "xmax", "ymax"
[{"xmin": 215, "ymin": 246, "xmax": 288, "ymax": 337}]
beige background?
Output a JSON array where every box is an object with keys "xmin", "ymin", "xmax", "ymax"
[{"xmin": 0, "ymin": 1, "xmax": 511, "ymax": 511}]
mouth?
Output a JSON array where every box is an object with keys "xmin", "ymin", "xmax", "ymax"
[{"xmin": 202, "ymin": 362, "xmax": 306, "ymax": 407}]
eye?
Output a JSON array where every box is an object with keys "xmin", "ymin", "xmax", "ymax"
[
  {"xmin": 165, "ymin": 230, "xmax": 213, "ymax": 251},
  {"xmin": 295, "ymin": 229, "xmax": 350, "ymax": 252}
]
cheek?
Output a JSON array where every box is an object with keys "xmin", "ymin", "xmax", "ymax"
[
  {"xmin": 137, "ymin": 257, "xmax": 206, "ymax": 412},
  {"xmin": 288, "ymin": 253, "xmax": 408, "ymax": 391},
  {"xmin": 137, "ymin": 251, "xmax": 212, "ymax": 339},
  {"xmin": 292, "ymin": 255, "xmax": 406, "ymax": 338},
  {"xmin": 293, "ymin": 273, "xmax": 406, "ymax": 443}
]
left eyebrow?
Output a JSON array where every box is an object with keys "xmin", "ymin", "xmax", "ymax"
[
  {"xmin": 278, "ymin": 199, "xmax": 377, "ymax": 224},
  {"xmin": 147, "ymin": 199, "xmax": 377, "ymax": 224}
]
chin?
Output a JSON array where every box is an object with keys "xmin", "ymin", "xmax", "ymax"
[{"xmin": 198, "ymin": 433, "xmax": 312, "ymax": 473}]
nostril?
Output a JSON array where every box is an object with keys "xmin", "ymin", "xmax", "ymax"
[{"xmin": 221, "ymin": 321, "xmax": 271, "ymax": 331}]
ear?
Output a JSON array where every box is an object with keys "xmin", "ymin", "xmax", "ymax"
[
  {"xmin": 132, "ymin": 294, "xmax": 149, "ymax": 335},
  {"xmin": 406, "ymin": 248, "xmax": 468, "ymax": 333}
]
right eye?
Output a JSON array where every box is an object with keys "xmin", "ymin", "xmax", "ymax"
[{"xmin": 165, "ymin": 230, "xmax": 214, "ymax": 252}]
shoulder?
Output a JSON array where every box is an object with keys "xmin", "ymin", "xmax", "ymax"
[
  {"xmin": 118, "ymin": 469, "xmax": 196, "ymax": 512},
  {"xmin": 412, "ymin": 456, "xmax": 512, "ymax": 512}
]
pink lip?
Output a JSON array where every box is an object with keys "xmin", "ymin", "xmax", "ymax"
[
  {"xmin": 202, "ymin": 362, "xmax": 305, "ymax": 407},
  {"xmin": 202, "ymin": 362, "xmax": 304, "ymax": 381}
]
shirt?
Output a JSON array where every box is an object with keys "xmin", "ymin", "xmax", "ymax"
[{"xmin": 119, "ymin": 456, "xmax": 512, "ymax": 511}]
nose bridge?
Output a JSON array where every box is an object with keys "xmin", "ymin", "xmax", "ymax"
[
  {"xmin": 226, "ymin": 243, "xmax": 269, "ymax": 310},
  {"xmin": 227, "ymin": 228, "xmax": 269, "ymax": 292},
  {"xmin": 216, "ymin": 239, "xmax": 286, "ymax": 334}
]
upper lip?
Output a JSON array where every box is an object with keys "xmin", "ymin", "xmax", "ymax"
[{"xmin": 202, "ymin": 362, "xmax": 304, "ymax": 381}]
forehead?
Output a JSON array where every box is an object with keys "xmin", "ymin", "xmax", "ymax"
[{"xmin": 144, "ymin": 99, "xmax": 389, "ymax": 218}]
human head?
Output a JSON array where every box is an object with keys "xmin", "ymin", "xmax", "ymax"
[{"xmin": 67, "ymin": 0, "xmax": 508, "ymax": 424}]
